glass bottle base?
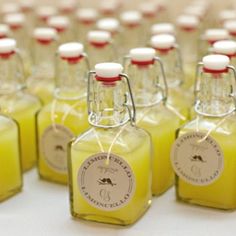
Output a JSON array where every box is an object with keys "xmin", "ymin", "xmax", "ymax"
[
  {"xmin": 0, "ymin": 186, "xmax": 22, "ymax": 202},
  {"xmin": 38, "ymin": 173, "xmax": 67, "ymax": 185}
]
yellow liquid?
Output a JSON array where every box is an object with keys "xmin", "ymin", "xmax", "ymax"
[
  {"xmin": 37, "ymin": 97, "xmax": 89, "ymax": 184},
  {"xmin": 137, "ymin": 104, "xmax": 180, "ymax": 195},
  {"xmin": 0, "ymin": 92, "xmax": 41, "ymax": 171},
  {"xmin": 176, "ymin": 116, "xmax": 236, "ymax": 210},
  {"xmin": 69, "ymin": 125, "xmax": 152, "ymax": 225},
  {"xmin": 27, "ymin": 79, "xmax": 54, "ymax": 105},
  {"xmin": 0, "ymin": 115, "xmax": 22, "ymax": 202}
]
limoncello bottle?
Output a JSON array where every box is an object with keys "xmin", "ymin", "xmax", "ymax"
[
  {"xmin": 75, "ymin": 8, "xmax": 98, "ymax": 44},
  {"xmin": 68, "ymin": 62, "xmax": 152, "ymax": 225},
  {"xmin": 124, "ymin": 47, "xmax": 180, "ymax": 195},
  {"xmin": 176, "ymin": 15, "xmax": 200, "ymax": 87},
  {"xmin": 119, "ymin": 11, "xmax": 143, "ymax": 54},
  {"xmin": 37, "ymin": 42, "xmax": 89, "ymax": 184},
  {"xmin": 0, "ymin": 115, "xmax": 22, "ymax": 202},
  {"xmin": 171, "ymin": 54, "xmax": 236, "ymax": 210},
  {"xmin": 3, "ymin": 13, "xmax": 31, "ymax": 76},
  {"xmin": 150, "ymin": 34, "xmax": 192, "ymax": 121},
  {"xmin": 86, "ymin": 30, "xmax": 116, "ymax": 68},
  {"xmin": 47, "ymin": 15, "xmax": 73, "ymax": 44},
  {"xmin": 27, "ymin": 27, "xmax": 57, "ymax": 105},
  {"xmin": 0, "ymin": 38, "xmax": 41, "ymax": 171}
]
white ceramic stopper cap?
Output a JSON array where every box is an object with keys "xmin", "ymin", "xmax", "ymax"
[
  {"xmin": 76, "ymin": 8, "xmax": 98, "ymax": 21},
  {"xmin": 0, "ymin": 24, "xmax": 10, "ymax": 37},
  {"xmin": 120, "ymin": 11, "xmax": 142, "ymax": 24},
  {"xmin": 183, "ymin": 5, "xmax": 206, "ymax": 18},
  {"xmin": 33, "ymin": 27, "xmax": 57, "ymax": 40},
  {"xmin": 4, "ymin": 13, "xmax": 25, "ymax": 26},
  {"xmin": 129, "ymin": 48, "xmax": 156, "ymax": 61},
  {"xmin": 176, "ymin": 15, "xmax": 199, "ymax": 28},
  {"xmin": 36, "ymin": 6, "xmax": 57, "ymax": 19},
  {"xmin": 99, "ymin": 0, "xmax": 118, "ymax": 12},
  {"xmin": 87, "ymin": 31, "xmax": 111, "ymax": 43},
  {"xmin": 58, "ymin": 42, "xmax": 84, "ymax": 58},
  {"xmin": 203, "ymin": 54, "xmax": 229, "ymax": 70},
  {"xmin": 213, "ymin": 40, "xmax": 236, "ymax": 55},
  {"xmin": 97, "ymin": 18, "xmax": 120, "ymax": 33},
  {"xmin": 95, "ymin": 63, "xmax": 123, "ymax": 78},
  {"xmin": 224, "ymin": 20, "xmax": 236, "ymax": 33},
  {"xmin": 1, "ymin": 3, "xmax": 20, "ymax": 14},
  {"xmin": 48, "ymin": 16, "xmax": 69, "ymax": 29},
  {"xmin": 204, "ymin": 28, "xmax": 229, "ymax": 41},
  {"xmin": 19, "ymin": 0, "xmax": 34, "ymax": 10},
  {"xmin": 59, "ymin": 0, "xmax": 76, "ymax": 11},
  {"xmin": 151, "ymin": 23, "xmax": 175, "ymax": 35},
  {"xmin": 219, "ymin": 10, "xmax": 236, "ymax": 22},
  {"xmin": 151, "ymin": 34, "xmax": 176, "ymax": 49},
  {"xmin": 0, "ymin": 38, "xmax": 16, "ymax": 53},
  {"xmin": 139, "ymin": 3, "xmax": 156, "ymax": 16}
]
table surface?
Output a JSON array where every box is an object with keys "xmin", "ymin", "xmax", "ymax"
[{"xmin": 0, "ymin": 169, "xmax": 236, "ymax": 236}]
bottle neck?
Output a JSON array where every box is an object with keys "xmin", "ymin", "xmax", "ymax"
[
  {"xmin": 89, "ymin": 80, "xmax": 129, "ymax": 127},
  {"xmin": 55, "ymin": 58, "xmax": 87, "ymax": 100},
  {"xmin": 128, "ymin": 63, "xmax": 163, "ymax": 107},
  {"xmin": 196, "ymin": 71, "xmax": 234, "ymax": 116},
  {"xmin": 0, "ymin": 54, "xmax": 24, "ymax": 94},
  {"xmin": 32, "ymin": 41, "xmax": 56, "ymax": 79}
]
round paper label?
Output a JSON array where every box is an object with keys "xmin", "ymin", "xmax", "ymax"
[
  {"xmin": 41, "ymin": 124, "xmax": 74, "ymax": 174},
  {"xmin": 78, "ymin": 153, "xmax": 136, "ymax": 211},
  {"xmin": 171, "ymin": 132, "xmax": 224, "ymax": 186}
]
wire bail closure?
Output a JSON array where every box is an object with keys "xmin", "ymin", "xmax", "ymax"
[
  {"xmin": 194, "ymin": 62, "xmax": 236, "ymax": 117},
  {"xmin": 87, "ymin": 71, "xmax": 136, "ymax": 128}
]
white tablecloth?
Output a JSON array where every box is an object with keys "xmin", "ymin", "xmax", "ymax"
[{"xmin": 0, "ymin": 169, "xmax": 236, "ymax": 236}]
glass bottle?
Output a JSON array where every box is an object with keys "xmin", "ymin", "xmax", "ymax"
[
  {"xmin": 172, "ymin": 54, "xmax": 236, "ymax": 210},
  {"xmin": 58, "ymin": 0, "xmax": 77, "ymax": 17},
  {"xmin": 119, "ymin": 11, "xmax": 143, "ymax": 55},
  {"xmin": 75, "ymin": 8, "xmax": 98, "ymax": 44},
  {"xmin": 4, "ymin": 13, "xmax": 31, "ymax": 76},
  {"xmin": 27, "ymin": 27, "xmax": 57, "ymax": 105},
  {"xmin": 150, "ymin": 34, "xmax": 192, "ymax": 120},
  {"xmin": 199, "ymin": 28, "xmax": 229, "ymax": 61},
  {"xmin": 98, "ymin": 0, "xmax": 120, "ymax": 18},
  {"xmin": 0, "ymin": 114, "xmax": 22, "ymax": 202},
  {"xmin": 0, "ymin": 38, "xmax": 41, "ymax": 171},
  {"xmin": 37, "ymin": 42, "xmax": 89, "ymax": 184},
  {"xmin": 68, "ymin": 62, "xmax": 152, "ymax": 225},
  {"xmin": 124, "ymin": 48, "xmax": 180, "ymax": 195},
  {"xmin": 176, "ymin": 15, "xmax": 200, "ymax": 86},
  {"xmin": 47, "ymin": 15, "xmax": 73, "ymax": 44},
  {"xmin": 86, "ymin": 30, "xmax": 116, "ymax": 69}
]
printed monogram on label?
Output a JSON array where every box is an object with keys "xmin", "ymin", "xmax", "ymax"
[
  {"xmin": 78, "ymin": 153, "xmax": 136, "ymax": 211},
  {"xmin": 171, "ymin": 132, "xmax": 224, "ymax": 186}
]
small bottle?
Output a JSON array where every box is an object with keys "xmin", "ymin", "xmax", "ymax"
[
  {"xmin": 27, "ymin": 27, "xmax": 57, "ymax": 104},
  {"xmin": 86, "ymin": 30, "xmax": 117, "ymax": 68},
  {"xmin": 58, "ymin": 0, "xmax": 77, "ymax": 17},
  {"xmin": 120, "ymin": 11, "xmax": 143, "ymax": 54},
  {"xmin": 171, "ymin": 54, "xmax": 236, "ymax": 210},
  {"xmin": 35, "ymin": 6, "xmax": 57, "ymax": 27},
  {"xmin": 124, "ymin": 48, "xmax": 180, "ymax": 195},
  {"xmin": 199, "ymin": 28, "xmax": 229, "ymax": 60},
  {"xmin": 99, "ymin": 0, "xmax": 120, "ymax": 18},
  {"xmin": 68, "ymin": 62, "xmax": 152, "ymax": 225},
  {"xmin": 176, "ymin": 15, "xmax": 200, "ymax": 83},
  {"xmin": 37, "ymin": 42, "xmax": 89, "ymax": 184},
  {"xmin": 0, "ymin": 38, "xmax": 41, "ymax": 171},
  {"xmin": 0, "ymin": 114, "xmax": 22, "ymax": 202},
  {"xmin": 150, "ymin": 34, "xmax": 192, "ymax": 120},
  {"xmin": 213, "ymin": 40, "xmax": 236, "ymax": 67},
  {"xmin": 0, "ymin": 24, "xmax": 10, "ymax": 39},
  {"xmin": 3, "ymin": 13, "xmax": 31, "ymax": 76},
  {"xmin": 224, "ymin": 20, "xmax": 236, "ymax": 39},
  {"xmin": 75, "ymin": 8, "xmax": 98, "ymax": 44},
  {"xmin": 47, "ymin": 15, "xmax": 73, "ymax": 44}
]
